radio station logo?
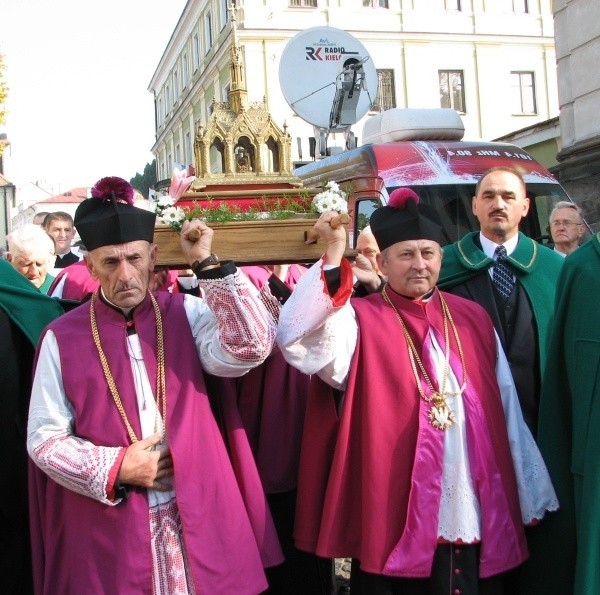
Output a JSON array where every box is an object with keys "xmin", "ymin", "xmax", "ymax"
[{"xmin": 305, "ymin": 39, "xmax": 359, "ymax": 61}]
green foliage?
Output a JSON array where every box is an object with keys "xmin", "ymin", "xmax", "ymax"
[
  {"xmin": 130, "ymin": 160, "xmax": 157, "ymax": 198},
  {"xmin": 181, "ymin": 195, "xmax": 314, "ymax": 225}
]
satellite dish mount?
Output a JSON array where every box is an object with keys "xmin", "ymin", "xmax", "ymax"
[{"xmin": 279, "ymin": 27, "xmax": 377, "ymax": 158}]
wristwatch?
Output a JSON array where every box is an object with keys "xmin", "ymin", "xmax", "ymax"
[{"xmin": 192, "ymin": 254, "xmax": 220, "ymax": 275}]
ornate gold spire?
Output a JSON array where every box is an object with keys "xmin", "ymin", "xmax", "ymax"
[
  {"xmin": 228, "ymin": 4, "xmax": 247, "ymax": 114},
  {"xmin": 192, "ymin": 4, "xmax": 296, "ymax": 188}
]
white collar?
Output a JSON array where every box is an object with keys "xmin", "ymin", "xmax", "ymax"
[
  {"xmin": 100, "ymin": 288, "xmax": 134, "ymax": 318},
  {"xmin": 479, "ymin": 232, "xmax": 519, "ymax": 260}
]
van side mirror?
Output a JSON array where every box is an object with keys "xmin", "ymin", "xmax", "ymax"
[{"xmin": 353, "ymin": 197, "xmax": 383, "ymax": 249}]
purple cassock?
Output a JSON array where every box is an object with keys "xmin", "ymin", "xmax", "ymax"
[
  {"xmin": 28, "ymin": 291, "xmax": 282, "ymax": 594},
  {"xmin": 238, "ymin": 265, "xmax": 309, "ymax": 493}
]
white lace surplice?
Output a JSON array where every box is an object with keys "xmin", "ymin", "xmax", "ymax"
[{"xmin": 276, "ymin": 261, "xmax": 559, "ymax": 540}]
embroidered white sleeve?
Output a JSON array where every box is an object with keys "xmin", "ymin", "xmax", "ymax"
[
  {"xmin": 258, "ymin": 282, "xmax": 283, "ymax": 324},
  {"xmin": 276, "ymin": 260, "xmax": 357, "ymax": 389},
  {"xmin": 495, "ymin": 333, "xmax": 559, "ymax": 521},
  {"xmin": 27, "ymin": 331, "xmax": 123, "ymax": 506},
  {"xmin": 32, "ymin": 433, "xmax": 123, "ymax": 505},
  {"xmin": 184, "ymin": 269, "xmax": 276, "ymax": 377}
]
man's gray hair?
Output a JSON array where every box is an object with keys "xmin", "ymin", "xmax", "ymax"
[{"xmin": 550, "ymin": 201, "xmax": 583, "ymax": 223}]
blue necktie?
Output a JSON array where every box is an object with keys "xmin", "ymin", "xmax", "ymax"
[{"xmin": 493, "ymin": 245, "xmax": 514, "ymax": 300}]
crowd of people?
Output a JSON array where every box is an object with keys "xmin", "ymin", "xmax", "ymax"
[{"xmin": 0, "ymin": 167, "xmax": 597, "ymax": 595}]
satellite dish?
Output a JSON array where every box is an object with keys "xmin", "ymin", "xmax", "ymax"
[{"xmin": 279, "ymin": 27, "xmax": 378, "ymax": 132}]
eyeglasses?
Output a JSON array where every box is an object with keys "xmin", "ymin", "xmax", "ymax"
[{"xmin": 550, "ymin": 220, "xmax": 583, "ymax": 229}]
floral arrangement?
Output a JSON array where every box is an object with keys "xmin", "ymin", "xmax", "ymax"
[
  {"xmin": 152, "ymin": 173, "xmax": 349, "ymax": 231},
  {"xmin": 154, "ymin": 195, "xmax": 187, "ymax": 227},
  {"xmin": 311, "ymin": 181, "xmax": 348, "ymax": 214},
  {"xmin": 152, "ymin": 169, "xmax": 195, "ymax": 228}
]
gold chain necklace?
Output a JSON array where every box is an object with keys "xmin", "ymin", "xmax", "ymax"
[
  {"xmin": 381, "ymin": 287, "xmax": 467, "ymax": 431},
  {"xmin": 90, "ymin": 291, "xmax": 166, "ymax": 444}
]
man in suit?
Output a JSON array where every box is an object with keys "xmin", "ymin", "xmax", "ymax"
[{"xmin": 438, "ymin": 166, "xmax": 563, "ymax": 437}]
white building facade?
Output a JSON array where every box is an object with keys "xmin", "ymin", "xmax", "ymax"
[
  {"xmin": 551, "ymin": 0, "xmax": 600, "ymax": 231},
  {"xmin": 149, "ymin": 0, "xmax": 558, "ymax": 182}
]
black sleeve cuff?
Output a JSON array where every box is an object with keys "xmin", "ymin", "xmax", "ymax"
[
  {"xmin": 114, "ymin": 483, "xmax": 129, "ymax": 500},
  {"xmin": 194, "ymin": 260, "xmax": 237, "ymax": 279},
  {"xmin": 267, "ymin": 275, "xmax": 293, "ymax": 305},
  {"xmin": 324, "ymin": 267, "xmax": 341, "ymax": 296}
]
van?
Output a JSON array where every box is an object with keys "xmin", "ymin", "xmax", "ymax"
[{"xmin": 294, "ymin": 108, "xmax": 580, "ymax": 247}]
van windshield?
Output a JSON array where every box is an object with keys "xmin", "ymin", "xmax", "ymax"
[{"xmin": 386, "ymin": 183, "xmax": 575, "ymax": 246}]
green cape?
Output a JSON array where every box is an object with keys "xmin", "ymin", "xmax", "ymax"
[
  {"xmin": 438, "ymin": 231, "xmax": 563, "ymax": 373},
  {"xmin": 0, "ymin": 259, "xmax": 66, "ymax": 346},
  {"xmin": 39, "ymin": 272, "xmax": 55, "ymax": 295},
  {"xmin": 528, "ymin": 233, "xmax": 600, "ymax": 595}
]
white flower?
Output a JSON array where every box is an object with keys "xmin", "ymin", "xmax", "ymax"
[
  {"xmin": 151, "ymin": 193, "xmax": 188, "ymax": 229},
  {"xmin": 311, "ymin": 182, "xmax": 348, "ymax": 214},
  {"xmin": 157, "ymin": 195, "xmax": 176, "ymax": 208},
  {"xmin": 157, "ymin": 206, "xmax": 186, "ymax": 226}
]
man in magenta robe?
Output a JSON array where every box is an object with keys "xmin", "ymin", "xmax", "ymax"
[
  {"xmin": 27, "ymin": 176, "xmax": 282, "ymax": 594},
  {"xmin": 277, "ymin": 188, "xmax": 558, "ymax": 594},
  {"xmin": 238, "ymin": 264, "xmax": 333, "ymax": 594}
]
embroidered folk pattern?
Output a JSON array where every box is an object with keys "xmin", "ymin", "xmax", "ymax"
[
  {"xmin": 32, "ymin": 432, "xmax": 122, "ymax": 502},
  {"xmin": 150, "ymin": 498, "xmax": 197, "ymax": 595},
  {"xmin": 201, "ymin": 270, "xmax": 276, "ymax": 362}
]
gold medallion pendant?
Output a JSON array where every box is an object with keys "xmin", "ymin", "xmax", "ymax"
[
  {"xmin": 382, "ymin": 287, "xmax": 466, "ymax": 432},
  {"xmin": 428, "ymin": 394, "xmax": 455, "ymax": 431}
]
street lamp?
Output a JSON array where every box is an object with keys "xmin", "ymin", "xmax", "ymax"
[{"xmin": 0, "ymin": 176, "xmax": 15, "ymax": 247}]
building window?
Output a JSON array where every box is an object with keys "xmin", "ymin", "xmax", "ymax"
[
  {"xmin": 204, "ymin": 12, "xmax": 213, "ymax": 53},
  {"xmin": 439, "ymin": 70, "xmax": 465, "ymax": 113},
  {"xmin": 173, "ymin": 70, "xmax": 179, "ymax": 100},
  {"xmin": 182, "ymin": 53, "xmax": 189, "ymax": 85},
  {"xmin": 512, "ymin": 0, "xmax": 528, "ymax": 13},
  {"xmin": 220, "ymin": 0, "xmax": 228, "ymax": 29},
  {"xmin": 165, "ymin": 85, "xmax": 171, "ymax": 113},
  {"xmin": 443, "ymin": 0, "xmax": 461, "ymax": 9},
  {"xmin": 363, "ymin": 0, "xmax": 389, "ymax": 7},
  {"xmin": 372, "ymin": 69, "xmax": 396, "ymax": 112},
  {"xmin": 511, "ymin": 71, "xmax": 537, "ymax": 114},
  {"xmin": 289, "ymin": 0, "xmax": 317, "ymax": 7},
  {"xmin": 193, "ymin": 34, "xmax": 200, "ymax": 71},
  {"xmin": 158, "ymin": 98, "xmax": 163, "ymax": 123},
  {"xmin": 185, "ymin": 131, "xmax": 192, "ymax": 167}
]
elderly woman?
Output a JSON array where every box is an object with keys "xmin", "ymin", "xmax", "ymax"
[{"xmin": 6, "ymin": 224, "xmax": 56, "ymax": 294}]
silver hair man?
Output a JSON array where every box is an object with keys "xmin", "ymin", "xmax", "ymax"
[{"xmin": 549, "ymin": 200, "xmax": 584, "ymax": 257}]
